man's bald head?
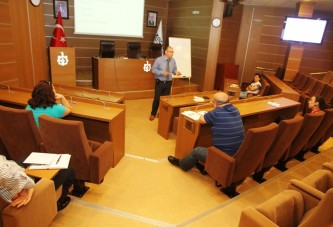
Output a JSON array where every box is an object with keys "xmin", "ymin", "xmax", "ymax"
[{"xmin": 213, "ymin": 92, "xmax": 229, "ymax": 106}]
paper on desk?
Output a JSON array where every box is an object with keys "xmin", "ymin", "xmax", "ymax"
[
  {"xmin": 193, "ymin": 96, "xmax": 205, "ymax": 102},
  {"xmin": 26, "ymin": 154, "xmax": 71, "ymax": 170},
  {"xmin": 182, "ymin": 111, "xmax": 200, "ymax": 120},
  {"xmin": 24, "ymin": 152, "xmax": 58, "ymax": 165},
  {"xmin": 229, "ymin": 84, "xmax": 239, "ymax": 88}
]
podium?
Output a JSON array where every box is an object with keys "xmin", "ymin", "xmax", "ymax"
[{"xmin": 49, "ymin": 47, "xmax": 76, "ymax": 86}]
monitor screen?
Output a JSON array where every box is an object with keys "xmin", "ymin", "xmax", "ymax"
[
  {"xmin": 99, "ymin": 40, "xmax": 115, "ymax": 58},
  {"xmin": 281, "ymin": 17, "xmax": 327, "ymax": 44}
]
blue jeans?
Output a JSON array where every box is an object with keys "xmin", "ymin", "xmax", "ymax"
[{"xmin": 179, "ymin": 146, "xmax": 208, "ymax": 171}]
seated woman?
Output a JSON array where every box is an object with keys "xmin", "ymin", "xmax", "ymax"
[
  {"xmin": 26, "ymin": 80, "xmax": 71, "ymax": 127},
  {"xmin": 245, "ymin": 74, "xmax": 262, "ymax": 95}
]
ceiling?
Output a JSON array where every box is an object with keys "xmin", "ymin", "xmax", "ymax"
[{"xmin": 239, "ymin": 0, "xmax": 333, "ymax": 12}]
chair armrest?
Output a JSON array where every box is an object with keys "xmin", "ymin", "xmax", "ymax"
[
  {"xmin": 205, "ymin": 146, "xmax": 236, "ymax": 187},
  {"xmin": 238, "ymin": 207, "xmax": 278, "ymax": 227},
  {"xmin": 89, "ymin": 141, "xmax": 114, "ymax": 183},
  {"xmin": 2, "ymin": 178, "xmax": 57, "ymax": 227},
  {"xmin": 288, "ymin": 179, "xmax": 323, "ymax": 211},
  {"xmin": 322, "ymin": 162, "xmax": 333, "ymax": 172}
]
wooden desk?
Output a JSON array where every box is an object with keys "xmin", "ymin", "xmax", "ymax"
[
  {"xmin": 0, "ymin": 86, "xmax": 125, "ymax": 167},
  {"xmin": 175, "ymin": 97, "xmax": 300, "ymax": 159},
  {"xmin": 25, "ymin": 167, "xmax": 59, "ymax": 180},
  {"xmin": 157, "ymin": 80, "xmax": 240, "ymax": 140},
  {"xmin": 53, "ymin": 84, "xmax": 125, "ymax": 104},
  {"xmin": 264, "ymin": 74, "xmax": 300, "ymax": 101},
  {"xmin": 158, "ymin": 91, "xmax": 216, "ymax": 139},
  {"xmin": 92, "ymin": 57, "xmax": 155, "ymax": 91}
]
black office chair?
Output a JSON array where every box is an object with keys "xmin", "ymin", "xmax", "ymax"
[
  {"xmin": 99, "ymin": 40, "xmax": 115, "ymax": 58},
  {"xmin": 149, "ymin": 43, "xmax": 162, "ymax": 58},
  {"xmin": 127, "ymin": 42, "xmax": 141, "ymax": 58}
]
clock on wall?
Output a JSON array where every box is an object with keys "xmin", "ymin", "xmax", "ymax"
[
  {"xmin": 30, "ymin": 0, "xmax": 41, "ymax": 7},
  {"xmin": 212, "ymin": 18, "xmax": 221, "ymax": 28}
]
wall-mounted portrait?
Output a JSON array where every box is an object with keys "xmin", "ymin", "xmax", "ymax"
[
  {"xmin": 147, "ymin": 11, "xmax": 157, "ymax": 27},
  {"xmin": 53, "ymin": 0, "xmax": 69, "ymax": 19}
]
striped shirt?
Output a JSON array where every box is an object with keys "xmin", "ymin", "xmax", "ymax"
[
  {"xmin": 204, "ymin": 104, "xmax": 245, "ymax": 156},
  {"xmin": 0, "ymin": 155, "xmax": 35, "ymax": 203}
]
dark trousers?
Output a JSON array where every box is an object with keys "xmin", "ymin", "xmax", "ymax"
[
  {"xmin": 52, "ymin": 168, "xmax": 75, "ymax": 203},
  {"xmin": 151, "ymin": 80, "xmax": 172, "ymax": 116}
]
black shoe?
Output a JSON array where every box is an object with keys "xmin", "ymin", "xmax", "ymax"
[
  {"xmin": 57, "ymin": 196, "xmax": 71, "ymax": 211},
  {"xmin": 168, "ymin": 156, "xmax": 180, "ymax": 167},
  {"xmin": 195, "ymin": 162, "xmax": 207, "ymax": 175}
]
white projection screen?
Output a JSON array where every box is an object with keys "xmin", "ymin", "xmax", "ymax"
[{"xmin": 74, "ymin": 0, "xmax": 145, "ymax": 37}]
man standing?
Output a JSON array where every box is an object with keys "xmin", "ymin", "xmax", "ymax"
[
  {"xmin": 150, "ymin": 46, "xmax": 181, "ymax": 121},
  {"xmin": 168, "ymin": 92, "xmax": 245, "ymax": 174}
]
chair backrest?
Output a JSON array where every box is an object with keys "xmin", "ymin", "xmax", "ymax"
[
  {"xmin": 149, "ymin": 43, "xmax": 162, "ymax": 58},
  {"xmin": 320, "ymin": 84, "xmax": 333, "ymax": 107},
  {"xmin": 38, "ymin": 114, "xmax": 92, "ymax": 181},
  {"xmin": 257, "ymin": 78, "xmax": 270, "ymax": 96},
  {"xmin": 0, "ymin": 105, "xmax": 42, "ymax": 162},
  {"xmin": 300, "ymin": 169, "xmax": 333, "ymax": 194},
  {"xmin": 256, "ymin": 190, "xmax": 304, "ymax": 227},
  {"xmin": 300, "ymin": 77, "xmax": 317, "ymax": 94},
  {"xmin": 259, "ymin": 115, "xmax": 304, "ymax": 171},
  {"xmin": 99, "ymin": 40, "xmax": 115, "ymax": 58},
  {"xmin": 294, "ymin": 74, "xmax": 309, "ymax": 90},
  {"xmin": 306, "ymin": 108, "xmax": 333, "ymax": 150},
  {"xmin": 321, "ymin": 71, "xmax": 333, "ymax": 84},
  {"xmin": 286, "ymin": 111, "xmax": 325, "ymax": 159},
  {"xmin": 298, "ymin": 188, "xmax": 333, "ymax": 227},
  {"xmin": 290, "ymin": 71, "xmax": 302, "ymax": 86},
  {"xmin": 127, "ymin": 42, "xmax": 141, "ymax": 58},
  {"xmin": 309, "ymin": 80, "xmax": 326, "ymax": 97},
  {"xmin": 232, "ymin": 123, "xmax": 278, "ymax": 183}
]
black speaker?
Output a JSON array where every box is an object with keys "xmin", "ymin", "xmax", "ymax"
[{"xmin": 223, "ymin": 3, "xmax": 234, "ymax": 17}]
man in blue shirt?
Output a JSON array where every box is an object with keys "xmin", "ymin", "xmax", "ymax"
[
  {"xmin": 149, "ymin": 46, "xmax": 181, "ymax": 121},
  {"xmin": 168, "ymin": 92, "xmax": 245, "ymax": 174}
]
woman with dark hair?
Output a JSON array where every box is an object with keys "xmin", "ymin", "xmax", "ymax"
[
  {"xmin": 26, "ymin": 80, "xmax": 71, "ymax": 126},
  {"xmin": 308, "ymin": 96, "xmax": 327, "ymax": 114}
]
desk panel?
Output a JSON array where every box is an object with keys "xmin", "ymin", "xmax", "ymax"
[
  {"xmin": 175, "ymin": 97, "xmax": 300, "ymax": 159},
  {"xmin": 92, "ymin": 57, "xmax": 155, "ymax": 91},
  {"xmin": 264, "ymin": 74, "xmax": 300, "ymax": 101}
]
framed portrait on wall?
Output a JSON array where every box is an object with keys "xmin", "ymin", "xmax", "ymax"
[
  {"xmin": 147, "ymin": 11, "xmax": 157, "ymax": 27},
  {"xmin": 53, "ymin": 0, "xmax": 69, "ymax": 19}
]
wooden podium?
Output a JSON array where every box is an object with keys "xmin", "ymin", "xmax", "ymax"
[{"xmin": 49, "ymin": 47, "xmax": 76, "ymax": 86}]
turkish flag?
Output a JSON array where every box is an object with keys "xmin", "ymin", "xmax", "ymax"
[{"xmin": 50, "ymin": 11, "xmax": 67, "ymax": 47}]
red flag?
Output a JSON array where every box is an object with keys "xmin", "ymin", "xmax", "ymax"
[{"xmin": 50, "ymin": 11, "xmax": 67, "ymax": 47}]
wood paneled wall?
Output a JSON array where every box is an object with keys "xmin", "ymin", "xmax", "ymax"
[
  {"xmin": 218, "ymin": 4, "xmax": 243, "ymax": 64},
  {"xmin": 42, "ymin": 0, "xmax": 168, "ymax": 83},
  {"xmin": 236, "ymin": 5, "xmax": 333, "ymax": 84},
  {"xmin": 167, "ymin": 0, "xmax": 214, "ymax": 89},
  {"xmin": 0, "ymin": 0, "xmax": 47, "ymax": 88}
]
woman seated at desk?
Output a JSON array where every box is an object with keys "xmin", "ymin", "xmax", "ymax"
[{"xmin": 245, "ymin": 74, "xmax": 262, "ymax": 95}]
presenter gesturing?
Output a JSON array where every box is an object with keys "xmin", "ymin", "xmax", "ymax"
[{"xmin": 150, "ymin": 46, "xmax": 181, "ymax": 121}]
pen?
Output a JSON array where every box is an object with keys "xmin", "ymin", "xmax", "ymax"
[{"xmin": 56, "ymin": 155, "xmax": 62, "ymax": 164}]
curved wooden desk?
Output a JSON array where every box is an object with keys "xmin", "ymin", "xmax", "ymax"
[
  {"xmin": 0, "ymin": 86, "xmax": 125, "ymax": 167},
  {"xmin": 175, "ymin": 96, "xmax": 300, "ymax": 159}
]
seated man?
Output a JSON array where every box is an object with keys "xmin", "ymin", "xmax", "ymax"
[
  {"xmin": 167, "ymin": 92, "xmax": 245, "ymax": 174},
  {"xmin": 245, "ymin": 73, "xmax": 262, "ymax": 95},
  {"xmin": 0, "ymin": 155, "xmax": 74, "ymax": 211}
]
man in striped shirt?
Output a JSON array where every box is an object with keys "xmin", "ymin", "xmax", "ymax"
[
  {"xmin": 168, "ymin": 92, "xmax": 245, "ymax": 174},
  {"xmin": 0, "ymin": 155, "xmax": 35, "ymax": 208}
]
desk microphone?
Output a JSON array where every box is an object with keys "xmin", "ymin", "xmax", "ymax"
[{"xmin": 195, "ymin": 103, "xmax": 212, "ymax": 111}]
